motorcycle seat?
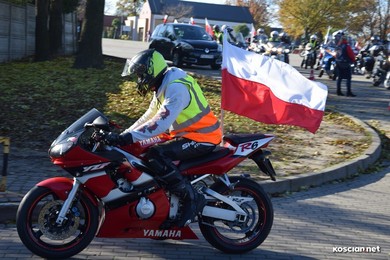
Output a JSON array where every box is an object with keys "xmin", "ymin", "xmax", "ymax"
[
  {"xmin": 223, "ymin": 133, "xmax": 267, "ymax": 146},
  {"xmin": 178, "ymin": 146, "xmax": 230, "ymax": 171}
]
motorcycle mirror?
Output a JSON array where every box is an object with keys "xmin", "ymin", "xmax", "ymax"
[{"xmin": 84, "ymin": 116, "xmax": 110, "ymax": 131}]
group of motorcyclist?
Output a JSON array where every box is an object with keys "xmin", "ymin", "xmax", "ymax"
[{"xmin": 315, "ymin": 31, "xmax": 389, "ymax": 89}]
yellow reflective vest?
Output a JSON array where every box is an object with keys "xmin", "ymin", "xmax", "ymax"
[{"xmin": 165, "ymin": 76, "xmax": 222, "ymax": 145}]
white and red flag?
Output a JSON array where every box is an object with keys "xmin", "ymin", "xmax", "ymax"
[
  {"xmin": 250, "ymin": 23, "xmax": 256, "ymax": 43},
  {"xmin": 189, "ymin": 17, "xmax": 195, "ymax": 25},
  {"xmin": 221, "ymin": 37, "xmax": 328, "ymax": 133},
  {"xmin": 163, "ymin": 14, "xmax": 168, "ymax": 24},
  {"xmin": 205, "ymin": 18, "xmax": 214, "ymax": 37}
]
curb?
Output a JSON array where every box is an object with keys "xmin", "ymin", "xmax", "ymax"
[
  {"xmin": 261, "ymin": 112, "xmax": 382, "ymax": 195},
  {"xmin": 0, "ymin": 113, "xmax": 382, "ymax": 224}
]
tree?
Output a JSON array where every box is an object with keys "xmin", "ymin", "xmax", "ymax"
[
  {"xmin": 116, "ymin": 0, "xmax": 145, "ymax": 16},
  {"xmin": 35, "ymin": 0, "xmax": 50, "ymax": 61},
  {"xmin": 73, "ymin": 0, "xmax": 105, "ymax": 69},
  {"xmin": 112, "ymin": 18, "xmax": 121, "ymax": 38},
  {"xmin": 234, "ymin": 24, "xmax": 250, "ymax": 37},
  {"xmin": 49, "ymin": 0, "xmax": 63, "ymax": 55},
  {"xmin": 226, "ymin": 0, "xmax": 270, "ymax": 29},
  {"xmin": 35, "ymin": 0, "xmax": 79, "ymax": 61},
  {"xmin": 161, "ymin": 3, "xmax": 193, "ymax": 22},
  {"xmin": 277, "ymin": 0, "xmax": 389, "ymax": 43}
]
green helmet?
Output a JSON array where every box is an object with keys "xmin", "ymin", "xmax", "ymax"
[{"xmin": 122, "ymin": 49, "xmax": 168, "ymax": 96}]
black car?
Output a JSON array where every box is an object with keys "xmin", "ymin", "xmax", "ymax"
[{"xmin": 149, "ymin": 23, "xmax": 222, "ymax": 70}]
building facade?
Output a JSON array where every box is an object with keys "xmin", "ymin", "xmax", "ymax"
[{"xmin": 124, "ymin": 0, "xmax": 254, "ymax": 42}]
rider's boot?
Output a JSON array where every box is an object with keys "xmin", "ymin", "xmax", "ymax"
[{"xmin": 148, "ymin": 159, "xmax": 206, "ymax": 228}]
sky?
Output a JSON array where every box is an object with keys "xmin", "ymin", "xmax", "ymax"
[{"xmin": 105, "ymin": 0, "xmax": 227, "ymax": 15}]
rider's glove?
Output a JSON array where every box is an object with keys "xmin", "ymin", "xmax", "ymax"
[{"xmin": 104, "ymin": 132, "xmax": 133, "ymax": 146}]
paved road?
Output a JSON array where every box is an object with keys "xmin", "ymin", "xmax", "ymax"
[{"xmin": 1, "ymin": 39, "xmax": 389, "ymax": 259}]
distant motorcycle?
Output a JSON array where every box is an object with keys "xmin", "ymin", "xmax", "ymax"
[
  {"xmin": 373, "ymin": 54, "xmax": 390, "ymax": 88},
  {"xmin": 248, "ymin": 39, "xmax": 267, "ymax": 54},
  {"xmin": 263, "ymin": 41, "xmax": 290, "ymax": 64},
  {"xmin": 318, "ymin": 46, "xmax": 337, "ymax": 80},
  {"xmin": 300, "ymin": 43, "xmax": 316, "ymax": 69}
]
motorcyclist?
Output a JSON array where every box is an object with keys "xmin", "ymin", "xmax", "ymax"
[
  {"xmin": 280, "ymin": 32, "xmax": 290, "ymax": 45},
  {"xmin": 307, "ymin": 35, "xmax": 319, "ymax": 69},
  {"xmin": 255, "ymin": 28, "xmax": 268, "ymax": 43},
  {"xmin": 335, "ymin": 32, "xmax": 356, "ymax": 96},
  {"xmin": 213, "ymin": 24, "xmax": 223, "ymax": 44},
  {"xmin": 104, "ymin": 49, "xmax": 222, "ymax": 228},
  {"xmin": 269, "ymin": 31, "xmax": 280, "ymax": 42},
  {"xmin": 359, "ymin": 35, "xmax": 382, "ymax": 78},
  {"xmin": 221, "ymin": 24, "xmax": 237, "ymax": 44}
]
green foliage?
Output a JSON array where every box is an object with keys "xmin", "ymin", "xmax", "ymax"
[
  {"xmin": 234, "ymin": 24, "xmax": 250, "ymax": 37},
  {"xmin": 277, "ymin": 0, "xmax": 385, "ymax": 40},
  {"xmin": 112, "ymin": 18, "xmax": 121, "ymax": 29}
]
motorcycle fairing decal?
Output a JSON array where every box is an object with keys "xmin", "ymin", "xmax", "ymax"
[
  {"xmin": 101, "ymin": 188, "xmax": 130, "ymax": 203},
  {"xmin": 82, "ymin": 162, "xmax": 111, "ymax": 172},
  {"xmin": 77, "ymin": 171, "xmax": 107, "ymax": 184},
  {"xmin": 143, "ymin": 229, "xmax": 181, "ymax": 238},
  {"xmin": 234, "ymin": 137, "xmax": 274, "ymax": 156},
  {"xmin": 139, "ymin": 135, "xmax": 162, "ymax": 146}
]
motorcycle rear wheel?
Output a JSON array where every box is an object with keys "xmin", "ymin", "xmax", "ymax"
[
  {"xmin": 199, "ymin": 177, "xmax": 273, "ymax": 254},
  {"xmin": 16, "ymin": 186, "xmax": 99, "ymax": 259}
]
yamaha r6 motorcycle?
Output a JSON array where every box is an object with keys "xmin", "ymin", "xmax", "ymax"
[
  {"xmin": 318, "ymin": 46, "xmax": 337, "ymax": 80},
  {"xmin": 16, "ymin": 108, "xmax": 276, "ymax": 258}
]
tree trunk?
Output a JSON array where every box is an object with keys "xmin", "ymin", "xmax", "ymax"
[
  {"xmin": 35, "ymin": 0, "xmax": 50, "ymax": 61},
  {"xmin": 73, "ymin": 0, "xmax": 105, "ymax": 69},
  {"xmin": 49, "ymin": 0, "xmax": 63, "ymax": 55}
]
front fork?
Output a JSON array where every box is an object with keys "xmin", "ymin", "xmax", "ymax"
[{"xmin": 56, "ymin": 178, "xmax": 80, "ymax": 225}]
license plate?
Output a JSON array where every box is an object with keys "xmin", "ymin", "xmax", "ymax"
[{"xmin": 200, "ymin": 54, "xmax": 214, "ymax": 59}]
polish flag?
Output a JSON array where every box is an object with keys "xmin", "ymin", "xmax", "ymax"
[
  {"xmin": 205, "ymin": 18, "xmax": 213, "ymax": 37},
  {"xmin": 221, "ymin": 37, "xmax": 328, "ymax": 133},
  {"xmin": 189, "ymin": 17, "xmax": 194, "ymax": 25},
  {"xmin": 163, "ymin": 14, "xmax": 168, "ymax": 24},
  {"xmin": 250, "ymin": 23, "xmax": 256, "ymax": 43}
]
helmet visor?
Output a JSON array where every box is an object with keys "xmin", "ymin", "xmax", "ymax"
[{"xmin": 122, "ymin": 59, "xmax": 147, "ymax": 78}]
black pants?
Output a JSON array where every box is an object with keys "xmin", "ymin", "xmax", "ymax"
[
  {"xmin": 336, "ymin": 63, "xmax": 352, "ymax": 94},
  {"xmin": 146, "ymin": 138, "xmax": 216, "ymax": 184}
]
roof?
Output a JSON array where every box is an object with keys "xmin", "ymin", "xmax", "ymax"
[{"xmin": 147, "ymin": 0, "xmax": 254, "ymax": 24}]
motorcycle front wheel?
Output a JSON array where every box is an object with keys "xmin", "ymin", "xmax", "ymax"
[
  {"xmin": 199, "ymin": 177, "xmax": 273, "ymax": 254},
  {"xmin": 16, "ymin": 186, "xmax": 99, "ymax": 259}
]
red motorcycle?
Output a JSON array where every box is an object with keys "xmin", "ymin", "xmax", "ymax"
[{"xmin": 16, "ymin": 108, "xmax": 276, "ymax": 258}]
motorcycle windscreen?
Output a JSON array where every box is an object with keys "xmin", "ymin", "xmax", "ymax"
[{"xmin": 50, "ymin": 108, "xmax": 107, "ymax": 147}]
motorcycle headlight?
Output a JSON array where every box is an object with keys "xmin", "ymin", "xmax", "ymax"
[
  {"xmin": 277, "ymin": 48, "xmax": 283, "ymax": 53},
  {"xmin": 284, "ymin": 49, "xmax": 290, "ymax": 54},
  {"xmin": 49, "ymin": 139, "xmax": 75, "ymax": 157},
  {"xmin": 272, "ymin": 47, "xmax": 277, "ymax": 52}
]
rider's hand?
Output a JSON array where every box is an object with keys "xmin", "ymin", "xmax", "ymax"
[{"xmin": 104, "ymin": 132, "xmax": 133, "ymax": 146}]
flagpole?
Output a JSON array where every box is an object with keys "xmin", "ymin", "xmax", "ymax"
[{"xmin": 220, "ymin": 108, "xmax": 225, "ymax": 144}]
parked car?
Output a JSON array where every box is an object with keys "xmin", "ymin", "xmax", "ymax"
[{"xmin": 149, "ymin": 23, "xmax": 222, "ymax": 70}]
